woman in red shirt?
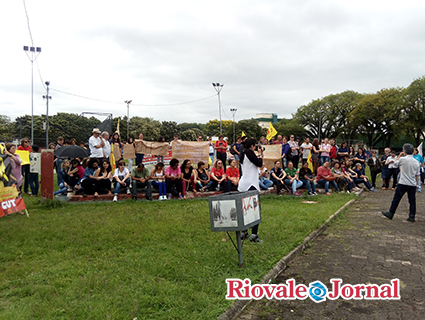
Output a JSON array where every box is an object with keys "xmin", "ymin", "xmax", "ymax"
[
  {"xmin": 226, "ymin": 159, "xmax": 240, "ymax": 192},
  {"xmin": 316, "ymin": 161, "xmax": 339, "ymax": 195},
  {"xmin": 17, "ymin": 138, "xmax": 32, "ymax": 195},
  {"xmin": 214, "ymin": 135, "xmax": 228, "ymax": 171},
  {"xmin": 210, "ymin": 159, "xmax": 227, "ymax": 191}
]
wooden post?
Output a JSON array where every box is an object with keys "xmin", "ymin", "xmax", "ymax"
[{"xmin": 40, "ymin": 149, "xmax": 54, "ymax": 201}]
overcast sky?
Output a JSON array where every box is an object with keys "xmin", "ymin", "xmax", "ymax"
[{"xmin": 1, "ymin": 0, "xmax": 425, "ymax": 125}]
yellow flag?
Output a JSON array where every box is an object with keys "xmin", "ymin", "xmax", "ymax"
[
  {"xmin": 115, "ymin": 119, "xmax": 120, "ymax": 135},
  {"xmin": 110, "ymin": 144, "xmax": 116, "ymax": 171},
  {"xmin": 266, "ymin": 122, "xmax": 277, "ymax": 141},
  {"xmin": 307, "ymin": 151, "xmax": 314, "ymax": 172},
  {"xmin": 15, "ymin": 150, "xmax": 30, "ymax": 165},
  {"xmin": 241, "ymin": 131, "xmax": 246, "ymax": 138}
]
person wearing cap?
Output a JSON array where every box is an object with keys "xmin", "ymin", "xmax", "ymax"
[{"xmin": 89, "ymin": 128, "xmax": 105, "ymax": 159}]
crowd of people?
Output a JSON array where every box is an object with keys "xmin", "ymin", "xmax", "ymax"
[{"xmin": 3, "ymin": 130, "xmax": 424, "ymax": 203}]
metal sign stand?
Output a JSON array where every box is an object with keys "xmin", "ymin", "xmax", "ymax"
[{"xmin": 226, "ymin": 231, "xmax": 244, "ymax": 268}]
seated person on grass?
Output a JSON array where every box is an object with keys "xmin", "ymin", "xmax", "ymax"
[
  {"xmin": 298, "ymin": 161, "xmax": 316, "ymax": 196},
  {"xmin": 112, "ymin": 160, "xmax": 131, "ymax": 202},
  {"xmin": 54, "ymin": 159, "xmax": 70, "ymax": 195},
  {"xmin": 165, "ymin": 158, "xmax": 183, "ymax": 200},
  {"xmin": 80, "ymin": 158, "xmax": 111, "ymax": 196},
  {"xmin": 68, "ymin": 159, "xmax": 85, "ymax": 192},
  {"xmin": 284, "ymin": 161, "xmax": 303, "ymax": 196},
  {"xmin": 194, "ymin": 161, "xmax": 212, "ymax": 191},
  {"xmin": 150, "ymin": 162, "xmax": 167, "ymax": 200},
  {"xmin": 316, "ymin": 161, "xmax": 339, "ymax": 195},
  {"xmin": 353, "ymin": 163, "xmax": 377, "ymax": 192},
  {"xmin": 226, "ymin": 159, "xmax": 240, "ymax": 192},
  {"xmin": 258, "ymin": 163, "xmax": 273, "ymax": 190},
  {"xmin": 131, "ymin": 163, "xmax": 152, "ymax": 201},
  {"xmin": 181, "ymin": 159, "xmax": 196, "ymax": 198},
  {"xmin": 270, "ymin": 160, "xmax": 287, "ymax": 195},
  {"xmin": 209, "ymin": 159, "xmax": 227, "ymax": 192},
  {"xmin": 94, "ymin": 160, "xmax": 113, "ymax": 195}
]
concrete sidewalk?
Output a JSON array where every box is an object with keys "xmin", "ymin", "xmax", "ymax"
[{"xmin": 236, "ymin": 189, "xmax": 425, "ymax": 319}]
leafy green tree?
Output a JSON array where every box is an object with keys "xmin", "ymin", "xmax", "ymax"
[
  {"xmin": 349, "ymin": 88, "xmax": 405, "ymax": 147},
  {"xmin": 404, "ymin": 76, "xmax": 425, "ymax": 145},
  {"xmin": 0, "ymin": 115, "xmax": 14, "ymax": 141},
  {"xmin": 180, "ymin": 129, "xmax": 198, "ymax": 141},
  {"xmin": 273, "ymin": 118, "xmax": 306, "ymax": 140},
  {"xmin": 235, "ymin": 119, "xmax": 264, "ymax": 140},
  {"xmin": 130, "ymin": 117, "xmax": 161, "ymax": 141},
  {"xmin": 160, "ymin": 121, "xmax": 180, "ymax": 142},
  {"xmin": 205, "ymin": 119, "xmax": 233, "ymax": 137}
]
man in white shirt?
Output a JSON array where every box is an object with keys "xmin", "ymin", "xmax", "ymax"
[
  {"xmin": 101, "ymin": 131, "xmax": 111, "ymax": 160},
  {"xmin": 382, "ymin": 143, "xmax": 420, "ymax": 223},
  {"xmin": 300, "ymin": 137, "xmax": 313, "ymax": 165},
  {"xmin": 89, "ymin": 128, "xmax": 105, "ymax": 159}
]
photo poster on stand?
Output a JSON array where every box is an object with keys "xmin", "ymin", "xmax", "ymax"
[
  {"xmin": 241, "ymin": 193, "xmax": 261, "ymax": 226},
  {"xmin": 211, "ymin": 199, "xmax": 238, "ymax": 228}
]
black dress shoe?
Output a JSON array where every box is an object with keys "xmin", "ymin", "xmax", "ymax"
[
  {"xmin": 381, "ymin": 211, "xmax": 393, "ymax": 220},
  {"xmin": 406, "ymin": 217, "xmax": 415, "ymax": 223}
]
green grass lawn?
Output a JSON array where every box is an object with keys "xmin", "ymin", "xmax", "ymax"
[{"xmin": 0, "ymin": 193, "xmax": 355, "ymax": 319}]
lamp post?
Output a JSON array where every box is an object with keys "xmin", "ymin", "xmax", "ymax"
[
  {"xmin": 43, "ymin": 81, "xmax": 52, "ymax": 149},
  {"xmin": 125, "ymin": 100, "xmax": 132, "ymax": 140},
  {"xmin": 212, "ymin": 83, "xmax": 224, "ymax": 135},
  {"xmin": 318, "ymin": 110, "xmax": 324, "ymax": 142},
  {"xmin": 230, "ymin": 108, "xmax": 237, "ymax": 143},
  {"xmin": 23, "ymin": 46, "xmax": 41, "ymax": 144}
]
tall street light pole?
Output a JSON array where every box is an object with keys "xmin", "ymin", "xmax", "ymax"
[
  {"xmin": 23, "ymin": 46, "xmax": 41, "ymax": 144},
  {"xmin": 230, "ymin": 108, "xmax": 237, "ymax": 143},
  {"xmin": 212, "ymin": 83, "xmax": 224, "ymax": 135},
  {"xmin": 43, "ymin": 81, "xmax": 52, "ymax": 149},
  {"xmin": 125, "ymin": 100, "xmax": 132, "ymax": 140}
]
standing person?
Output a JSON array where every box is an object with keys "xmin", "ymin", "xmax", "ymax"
[
  {"xmin": 101, "ymin": 131, "xmax": 111, "ymax": 160},
  {"xmin": 126, "ymin": 137, "xmax": 135, "ymax": 172},
  {"xmin": 231, "ymin": 136, "xmax": 242, "ymax": 165},
  {"xmin": 136, "ymin": 133, "xmax": 145, "ymax": 165},
  {"xmin": 17, "ymin": 138, "xmax": 31, "ymax": 195},
  {"xmin": 311, "ymin": 138, "xmax": 321, "ymax": 175},
  {"xmin": 300, "ymin": 137, "xmax": 312, "ymax": 165},
  {"xmin": 353, "ymin": 147, "xmax": 367, "ymax": 170},
  {"xmin": 382, "ymin": 144, "xmax": 420, "ymax": 222},
  {"xmin": 385, "ymin": 151, "xmax": 399, "ymax": 191},
  {"xmin": 380, "ymin": 148, "xmax": 391, "ymax": 189},
  {"xmin": 88, "ymin": 128, "xmax": 105, "ymax": 160},
  {"xmin": 337, "ymin": 141, "xmax": 349, "ymax": 162},
  {"xmin": 131, "ymin": 163, "xmax": 152, "ymax": 201},
  {"xmin": 281, "ymin": 136, "xmax": 290, "ymax": 169},
  {"xmin": 413, "ymin": 148, "xmax": 424, "ymax": 190},
  {"xmin": 214, "ymin": 135, "xmax": 228, "ymax": 171},
  {"xmin": 288, "ymin": 135, "xmax": 300, "ymax": 169},
  {"xmin": 238, "ymin": 138, "xmax": 264, "ymax": 243},
  {"xmin": 208, "ymin": 137, "xmax": 215, "ymax": 164},
  {"xmin": 28, "ymin": 145, "xmax": 40, "ymax": 196},
  {"xmin": 367, "ymin": 150, "xmax": 382, "ymax": 189},
  {"xmin": 55, "ymin": 136, "xmax": 64, "ymax": 151},
  {"xmin": 156, "ymin": 136, "xmax": 165, "ymax": 164},
  {"xmin": 329, "ymin": 139, "xmax": 338, "ymax": 162},
  {"xmin": 273, "ymin": 135, "xmax": 283, "ymax": 145},
  {"xmin": 197, "ymin": 135, "xmax": 203, "ymax": 142},
  {"xmin": 319, "ymin": 138, "xmax": 331, "ymax": 166},
  {"xmin": 4, "ymin": 143, "xmax": 23, "ymax": 191}
]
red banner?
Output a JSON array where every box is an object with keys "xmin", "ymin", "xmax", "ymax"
[{"xmin": 0, "ymin": 197, "xmax": 26, "ymax": 217}]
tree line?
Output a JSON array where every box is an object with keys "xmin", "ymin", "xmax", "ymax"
[{"xmin": 1, "ymin": 75, "xmax": 425, "ymax": 147}]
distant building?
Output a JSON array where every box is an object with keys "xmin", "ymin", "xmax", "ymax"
[{"xmin": 255, "ymin": 113, "xmax": 280, "ymax": 129}]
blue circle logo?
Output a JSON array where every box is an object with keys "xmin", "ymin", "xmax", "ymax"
[{"xmin": 309, "ymin": 281, "xmax": 327, "ymax": 302}]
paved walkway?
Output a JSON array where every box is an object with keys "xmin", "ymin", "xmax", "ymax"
[{"xmin": 236, "ymin": 189, "xmax": 425, "ymax": 320}]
